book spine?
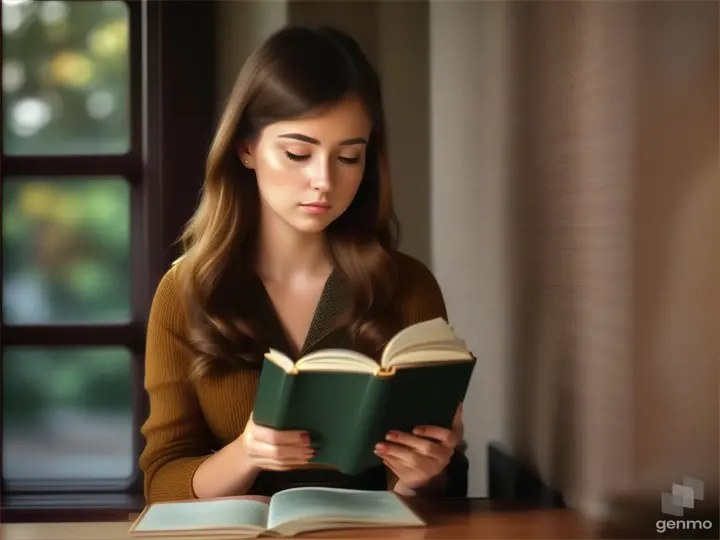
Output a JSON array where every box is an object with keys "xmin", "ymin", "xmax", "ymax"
[
  {"xmin": 253, "ymin": 360, "xmax": 296, "ymax": 428},
  {"xmin": 273, "ymin": 370, "xmax": 296, "ymax": 428}
]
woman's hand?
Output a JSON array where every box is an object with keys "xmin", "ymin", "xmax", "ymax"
[
  {"xmin": 239, "ymin": 413, "xmax": 315, "ymax": 471},
  {"xmin": 192, "ymin": 412, "xmax": 314, "ymax": 498},
  {"xmin": 375, "ymin": 404, "xmax": 464, "ymax": 492}
]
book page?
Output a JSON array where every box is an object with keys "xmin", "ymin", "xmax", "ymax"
[
  {"xmin": 265, "ymin": 348, "xmax": 295, "ymax": 372},
  {"xmin": 387, "ymin": 347, "xmax": 473, "ymax": 368},
  {"xmin": 266, "ymin": 487, "xmax": 424, "ymax": 531},
  {"xmin": 296, "ymin": 349, "xmax": 378, "ymax": 373},
  {"xmin": 381, "ymin": 317, "xmax": 465, "ymax": 366},
  {"xmin": 132, "ymin": 499, "xmax": 269, "ymax": 533}
]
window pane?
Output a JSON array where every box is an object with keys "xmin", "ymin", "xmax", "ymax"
[
  {"xmin": 2, "ymin": 347, "xmax": 134, "ymax": 483},
  {"xmin": 2, "ymin": 177, "xmax": 131, "ymax": 324},
  {"xmin": 2, "ymin": 0, "xmax": 130, "ymax": 155}
]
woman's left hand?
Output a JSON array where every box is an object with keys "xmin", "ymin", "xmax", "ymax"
[{"xmin": 375, "ymin": 404, "xmax": 463, "ymax": 492}]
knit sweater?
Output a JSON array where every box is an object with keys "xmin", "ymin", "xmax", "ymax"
[{"xmin": 139, "ymin": 251, "xmax": 465, "ymax": 504}]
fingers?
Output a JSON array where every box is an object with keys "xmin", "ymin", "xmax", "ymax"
[
  {"xmin": 245, "ymin": 436, "xmax": 314, "ymax": 462},
  {"xmin": 384, "ymin": 430, "xmax": 438, "ymax": 456},
  {"xmin": 375, "ymin": 438, "xmax": 451, "ymax": 472},
  {"xmin": 251, "ymin": 423, "xmax": 309, "ymax": 446},
  {"xmin": 242, "ymin": 416, "xmax": 315, "ymax": 471},
  {"xmin": 383, "ymin": 455, "xmax": 441, "ymax": 491},
  {"xmin": 382, "ymin": 456, "xmax": 415, "ymax": 480},
  {"xmin": 245, "ymin": 443, "xmax": 314, "ymax": 471},
  {"xmin": 410, "ymin": 425, "xmax": 458, "ymax": 448},
  {"xmin": 375, "ymin": 440, "xmax": 418, "ymax": 468}
]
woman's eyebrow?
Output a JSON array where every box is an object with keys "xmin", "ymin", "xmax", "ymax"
[{"xmin": 278, "ymin": 133, "xmax": 368, "ymax": 146}]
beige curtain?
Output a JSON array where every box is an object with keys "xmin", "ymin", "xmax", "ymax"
[{"xmin": 511, "ymin": 0, "xmax": 718, "ymax": 520}]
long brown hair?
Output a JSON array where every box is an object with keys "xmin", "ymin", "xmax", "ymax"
[{"xmin": 175, "ymin": 26, "xmax": 401, "ymax": 378}]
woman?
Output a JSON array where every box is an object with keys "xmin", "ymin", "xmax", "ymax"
[{"xmin": 139, "ymin": 25, "xmax": 468, "ymax": 504}]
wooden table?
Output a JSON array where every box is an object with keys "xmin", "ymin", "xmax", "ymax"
[{"xmin": 0, "ymin": 499, "xmax": 599, "ymax": 539}]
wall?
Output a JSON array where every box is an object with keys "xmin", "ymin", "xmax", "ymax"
[
  {"xmin": 215, "ymin": 0, "xmax": 288, "ymax": 113},
  {"xmin": 429, "ymin": 1, "xmax": 513, "ymax": 497},
  {"xmin": 376, "ymin": 1, "xmax": 431, "ymax": 266}
]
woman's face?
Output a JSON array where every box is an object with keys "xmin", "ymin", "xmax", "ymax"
[{"xmin": 241, "ymin": 95, "xmax": 371, "ymax": 234}]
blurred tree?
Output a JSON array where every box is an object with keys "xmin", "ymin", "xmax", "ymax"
[
  {"xmin": 2, "ymin": 2, "xmax": 133, "ymax": 425},
  {"xmin": 3, "ymin": 0, "xmax": 130, "ymax": 154},
  {"xmin": 3, "ymin": 178, "xmax": 131, "ymax": 324}
]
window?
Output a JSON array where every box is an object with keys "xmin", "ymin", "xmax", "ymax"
[
  {"xmin": 3, "ymin": 347, "xmax": 133, "ymax": 484},
  {"xmin": 1, "ymin": 0, "xmax": 216, "ymax": 519},
  {"xmin": 3, "ymin": 1, "xmax": 131, "ymax": 155},
  {"xmin": 1, "ymin": 0, "xmax": 143, "ymax": 501}
]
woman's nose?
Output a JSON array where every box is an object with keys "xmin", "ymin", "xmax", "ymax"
[{"xmin": 309, "ymin": 160, "xmax": 333, "ymax": 192}]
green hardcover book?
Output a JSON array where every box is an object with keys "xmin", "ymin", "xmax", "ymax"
[{"xmin": 252, "ymin": 317, "xmax": 476, "ymax": 475}]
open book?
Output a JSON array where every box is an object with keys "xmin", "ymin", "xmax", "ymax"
[
  {"xmin": 253, "ymin": 317, "xmax": 476, "ymax": 475},
  {"xmin": 128, "ymin": 487, "xmax": 425, "ymax": 538},
  {"xmin": 264, "ymin": 316, "xmax": 473, "ymax": 375}
]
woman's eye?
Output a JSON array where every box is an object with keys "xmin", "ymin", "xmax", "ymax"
[
  {"xmin": 338, "ymin": 156, "xmax": 361, "ymax": 165},
  {"xmin": 284, "ymin": 150, "xmax": 311, "ymax": 162},
  {"xmin": 284, "ymin": 150, "xmax": 360, "ymax": 165}
]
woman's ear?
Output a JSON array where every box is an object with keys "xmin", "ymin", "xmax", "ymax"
[{"xmin": 238, "ymin": 143, "xmax": 255, "ymax": 169}]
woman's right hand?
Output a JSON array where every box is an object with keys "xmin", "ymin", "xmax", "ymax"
[{"xmin": 239, "ymin": 413, "xmax": 315, "ymax": 471}]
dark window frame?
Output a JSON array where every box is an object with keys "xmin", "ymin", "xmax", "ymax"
[{"xmin": 0, "ymin": 0, "xmax": 216, "ymax": 521}]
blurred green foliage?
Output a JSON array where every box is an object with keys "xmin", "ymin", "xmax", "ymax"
[
  {"xmin": 2, "ymin": 0, "xmax": 130, "ymax": 154},
  {"xmin": 3, "ymin": 347, "xmax": 132, "ymax": 425},
  {"xmin": 2, "ymin": 1, "xmax": 134, "ymax": 429},
  {"xmin": 2, "ymin": 178, "xmax": 131, "ymax": 323}
]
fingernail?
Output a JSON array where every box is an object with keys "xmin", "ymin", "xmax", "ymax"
[
  {"xmin": 413, "ymin": 427, "xmax": 425, "ymax": 435},
  {"xmin": 375, "ymin": 443, "xmax": 387, "ymax": 454},
  {"xmin": 385, "ymin": 431, "xmax": 397, "ymax": 441},
  {"xmin": 301, "ymin": 433, "xmax": 310, "ymax": 445}
]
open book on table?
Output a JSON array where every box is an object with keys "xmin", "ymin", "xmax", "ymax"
[
  {"xmin": 128, "ymin": 487, "xmax": 425, "ymax": 538},
  {"xmin": 253, "ymin": 317, "xmax": 476, "ymax": 475}
]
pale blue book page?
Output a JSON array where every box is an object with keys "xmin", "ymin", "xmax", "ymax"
[
  {"xmin": 134, "ymin": 499, "xmax": 269, "ymax": 532},
  {"xmin": 267, "ymin": 488, "xmax": 423, "ymax": 530}
]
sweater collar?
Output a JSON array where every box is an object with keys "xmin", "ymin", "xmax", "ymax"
[{"xmin": 253, "ymin": 268, "xmax": 353, "ymax": 360}]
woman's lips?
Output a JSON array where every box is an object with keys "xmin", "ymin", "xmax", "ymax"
[{"xmin": 300, "ymin": 203, "xmax": 331, "ymax": 214}]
